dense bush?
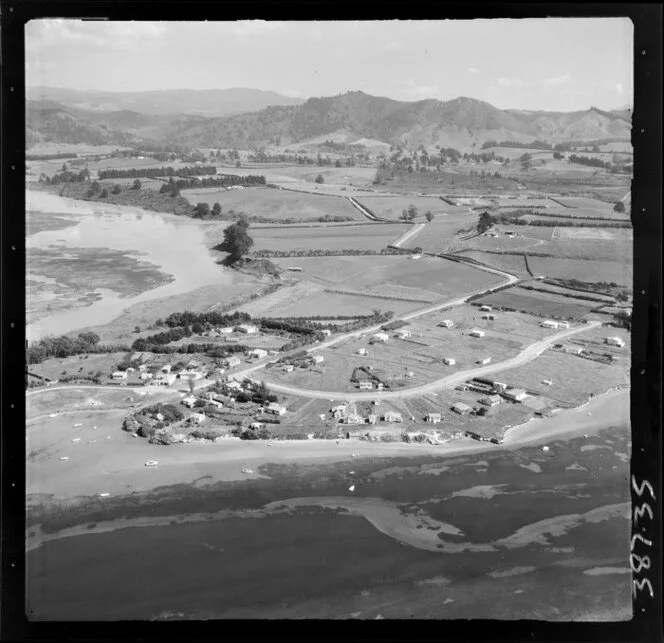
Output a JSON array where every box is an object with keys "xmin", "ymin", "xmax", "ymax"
[{"xmin": 26, "ymin": 334, "xmax": 129, "ymax": 365}]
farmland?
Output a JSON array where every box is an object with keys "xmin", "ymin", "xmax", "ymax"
[
  {"xmin": 250, "ymin": 223, "xmax": 410, "ymax": 253},
  {"xmin": 476, "ymin": 288, "xmax": 597, "ymax": 319},
  {"xmin": 181, "ymin": 186, "xmax": 366, "ymax": 222},
  {"xmin": 451, "ymin": 251, "xmax": 532, "ymax": 278},
  {"xmin": 527, "ymin": 257, "xmax": 632, "ymax": 286},
  {"xmin": 273, "ymin": 255, "xmax": 504, "ymax": 301},
  {"xmin": 354, "ymin": 195, "xmax": 467, "ymax": 220}
]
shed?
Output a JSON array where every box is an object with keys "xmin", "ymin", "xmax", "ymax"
[
  {"xmin": 372, "ymin": 332, "xmax": 389, "ymax": 343},
  {"xmin": 236, "ymin": 324, "xmax": 258, "ymax": 334},
  {"xmin": 312, "ymin": 354, "xmax": 325, "ymax": 364},
  {"xmin": 541, "ymin": 320, "xmax": 559, "ymax": 329},
  {"xmin": 606, "ymin": 336, "xmax": 625, "ymax": 348},
  {"xmin": 452, "ymin": 402, "xmax": 472, "ymax": 415},
  {"xmin": 438, "ymin": 320, "xmax": 454, "ymax": 328},
  {"xmin": 358, "ymin": 380, "xmax": 373, "ymax": 390},
  {"xmin": 480, "ymin": 305, "xmax": 492, "ymax": 312},
  {"xmin": 479, "ymin": 395, "xmax": 501, "ymax": 407},
  {"xmin": 283, "ymin": 364, "xmax": 294, "ymax": 372},
  {"xmin": 398, "ymin": 329, "xmax": 412, "ymax": 339},
  {"xmin": 357, "ymin": 348, "xmax": 368, "ymax": 356},
  {"xmin": 477, "ymin": 357, "xmax": 492, "ymax": 365},
  {"xmin": 469, "ymin": 329, "xmax": 485, "ymax": 338},
  {"xmin": 503, "ymin": 388, "xmax": 528, "ymax": 402},
  {"xmin": 112, "ymin": 371, "xmax": 128, "ymax": 380},
  {"xmin": 443, "ymin": 357, "xmax": 456, "ymax": 366},
  {"xmin": 249, "ymin": 349, "xmax": 268, "ymax": 359},
  {"xmin": 425, "ymin": 413, "xmax": 442, "ymax": 424},
  {"xmin": 382, "ymin": 411, "xmax": 403, "ymax": 423}
]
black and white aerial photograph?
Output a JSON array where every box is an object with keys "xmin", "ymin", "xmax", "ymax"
[{"xmin": 21, "ymin": 16, "xmax": 644, "ymax": 623}]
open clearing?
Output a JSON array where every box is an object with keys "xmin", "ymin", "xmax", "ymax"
[
  {"xmin": 274, "ymin": 255, "xmax": 503, "ymax": 301},
  {"xmin": 477, "ymin": 288, "xmax": 596, "ymax": 319},
  {"xmin": 250, "ymin": 223, "xmax": 410, "ymax": 253},
  {"xmin": 527, "ymin": 257, "xmax": 632, "ymax": 287},
  {"xmin": 552, "ymin": 227, "xmax": 633, "ymax": 241},
  {"xmin": 495, "ymin": 350, "xmax": 629, "ymax": 406},
  {"xmin": 181, "ymin": 187, "xmax": 366, "ymax": 222},
  {"xmin": 355, "ymin": 196, "xmax": 467, "ymax": 220}
]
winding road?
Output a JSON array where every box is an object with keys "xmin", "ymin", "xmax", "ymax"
[{"xmin": 245, "ymin": 321, "xmax": 602, "ymax": 401}]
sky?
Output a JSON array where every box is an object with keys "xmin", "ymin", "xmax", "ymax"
[{"xmin": 26, "ymin": 18, "xmax": 633, "ymax": 112}]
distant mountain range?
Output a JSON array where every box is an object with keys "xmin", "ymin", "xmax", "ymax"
[{"xmin": 26, "ymin": 89, "xmax": 632, "ymax": 151}]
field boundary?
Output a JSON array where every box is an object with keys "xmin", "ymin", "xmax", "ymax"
[{"xmin": 323, "ymin": 287, "xmax": 434, "ymax": 304}]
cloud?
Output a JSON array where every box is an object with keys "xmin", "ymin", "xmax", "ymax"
[
  {"xmin": 496, "ymin": 77, "xmax": 527, "ymax": 88},
  {"xmin": 281, "ymin": 89, "xmax": 305, "ymax": 98},
  {"xmin": 615, "ymin": 83, "xmax": 624, "ymax": 94},
  {"xmin": 468, "ymin": 67, "xmax": 480, "ymax": 74},
  {"xmin": 542, "ymin": 74, "xmax": 571, "ymax": 86}
]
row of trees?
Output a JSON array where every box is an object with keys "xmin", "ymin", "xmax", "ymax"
[
  {"xmin": 41, "ymin": 168, "xmax": 90, "ymax": 184},
  {"xmin": 98, "ymin": 165, "xmax": 218, "ymax": 180},
  {"xmin": 26, "ymin": 332, "xmax": 130, "ymax": 365}
]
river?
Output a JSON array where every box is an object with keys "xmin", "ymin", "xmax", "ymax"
[{"xmin": 26, "ymin": 190, "xmax": 231, "ymax": 341}]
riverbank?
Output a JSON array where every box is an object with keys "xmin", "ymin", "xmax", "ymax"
[{"xmin": 27, "ymin": 387, "xmax": 630, "ymax": 548}]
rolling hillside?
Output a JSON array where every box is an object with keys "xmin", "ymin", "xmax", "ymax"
[{"xmin": 26, "ymin": 89, "xmax": 632, "ymax": 152}]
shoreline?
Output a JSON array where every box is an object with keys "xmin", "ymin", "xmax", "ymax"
[{"xmin": 27, "ymin": 387, "xmax": 630, "ymax": 552}]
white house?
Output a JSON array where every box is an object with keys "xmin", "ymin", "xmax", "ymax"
[
  {"xmin": 443, "ymin": 357, "xmax": 456, "ymax": 366},
  {"xmin": 558, "ymin": 321, "xmax": 570, "ymax": 329},
  {"xmin": 503, "ymin": 388, "xmax": 528, "ymax": 402},
  {"xmin": 438, "ymin": 320, "xmax": 454, "ymax": 328},
  {"xmin": 452, "ymin": 402, "xmax": 472, "ymax": 415},
  {"xmin": 469, "ymin": 329, "xmax": 486, "ymax": 338},
  {"xmin": 227, "ymin": 380, "xmax": 242, "ymax": 390},
  {"xmin": 398, "ymin": 329, "xmax": 412, "ymax": 339},
  {"xmin": 372, "ymin": 332, "xmax": 389, "ymax": 343},
  {"xmin": 480, "ymin": 395, "xmax": 502, "ymax": 407},
  {"xmin": 112, "ymin": 371, "xmax": 128, "ymax": 380},
  {"xmin": 283, "ymin": 364, "xmax": 294, "ymax": 373},
  {"xmin": 155, "ymin": 373, "xmax": 177, "ymax": 386},
  {"xmin": 382, "ymin": 411, "xmax": 402, "ymax": 423},
  {"xmin": 405, "ymin": 371, "xmax": 415, "ymax": 379},
  {"xmin": 425, "ymin": 413, "xmax": 442, "ymax": 424},
  {"xmin": 358, "ymin": 380, "xmax": 373, "ymax": 390},
  {"xmin": 139, "ymin": 372, "xmax": 153, "ymax": 380},
  {"xmin": 179, "ymin": 369, "xmax": 204, "ymax": 380},
  {"xmin": 480, "ymin": 305, "xmax": 492, "ymax": 312},
  {"xmin": 223, "ymin": 356, "xmax": 242, "ymax": 368},
  {"xmin": 477, "ymin": 357, "xmax": 492, "ymax": 365},
  {"xmin": 160, "ymin": 364, "xmax": 172, "ymax": 373},
  {"xmin": 249, "ymin": 349, "xmax": 269, "ymax": 359},
  {"xmin": 541, "ymin": 320, "xmax": 559, "ymax": 329},
  {"xmin": 182, "ymin": 396, "xmax": 197, "ymax": 408},
  {"xmin": 266, "ymin": 403, "xmax": 286, "ymax": 416},
  {"xmin": 189, "ymin": 412, "xmax": 205, "ymax": 424},
  {"xmin": 357, "ymin": 348, "xmax": 368, "ymax": 356},
  {"xmin": 606, "ymin": 336, "xmax": 626, "ymax": 348},
  {"xmin": 236, "ymin": 324, "xmax": 258, "ymax": 334},
  {"xmin": 312, "ymin": 354, "xmax": 325, "ymax": 364},
  {"xmin": 321, "ymin": 329, "xmax": 332, "ymax": 337},
  {"xmin": 482, "ymin": 314, "xmax": 496, "ymax": 321},
  {"xmin": 218, "ymin": 327, "xmax": 234, "ymax": 334}
]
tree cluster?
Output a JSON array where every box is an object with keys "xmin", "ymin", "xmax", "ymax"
[{"xmin": 98, "ymin": 165, "xmax": 217, "ymax": 180}]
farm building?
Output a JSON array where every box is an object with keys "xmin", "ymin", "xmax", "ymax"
[
  {"xmin": 283, "ymin": 364, "xmax": 294, "ymax": 373},
  {"xmin": 112, "ymin": 371, "xmax": 128, "ymax": 380},
  {"xmin": 366, "ymin": 414, "xmax": 377, "ymax": 425},
  {"xmin": 321, "ymin": 329, "xmax": 332, "ymax": 337},
  {"xmin": 480, "ymin": 395, "xmax": 502, "ymax": 407},
  {"xmin": 222, "ymin": 357, "xmax": 242, "ymax": 368},
  {"xmin": 469, "ymin": 329, "xmax": 486, "ymax": 338},
  {"xmin": 217, "ymin": 327, "xmax": 234, "ymax": 334},
  {"xmin": 236, "ymin": 324, "xmax": 258, "ymax": 334},
  {"xmin": 477, "ymin": 357, "xmax": 492, "ymax": 365},
  {"xmin": 503, "ymin": 388, "xmax": 528, "ymax": 402},
  {"xmin": 425, "ymin": 413, "xmax": 442, "ymax": 424},
  {"xmin": 480, "ymin": 305, "xmax": 492, "ymax": 312},
  {"xmin": 559, "ymin": 344, "xmax": 584, "ymax": 355},
  {"xmin": 160, "ymin": 364, "xmax": 172, "ymax": 373},
  {"xmin": 265, "ymin": 403, "xmax": 287, "ymax": 416},
  {"xmin": 189, "ymin": 412, "xmax": 205, "ymax": 424},
  {"xmin": 606, "ymin": 336, "xmax": 626, "ymax": 348},
  {"xmin": 181, "ymin": 396, "xmax": 197, "ymax": 408},
  {"xmin": 382, "ymin": 411, "xmax": 403, "ymax": 423},
  {"xmin": 541, "ymin": 320, "xmax": 559, "ymax": 329},
  {"xmin": 139, "ymin": 372, "xmax": 153, "ymax": 380},
  {"xmin": 372, "ymin": 332, "xmax": 389, "ymax": 343},
  {"xmin": 358, "ymin": 380, "xmax": 374, "ymax": 390},
  {"xmin": 398, "ymin": 329, "xmax": 412, "ymax": 339},
  {"xmin": 558, "ymin": 322, "xmax": 570, "ymax": 329},
  {"xmin": 443, "ymin": 357, "xmax": 456, "ymax": 366},
  {"xmin": 287, "ymin": 267, "xmax": 303, "ymax": 272},
  {"xmin": 154, "ymin": 373, "xmax": 177, "ymax": 386},
  {"xmin": 438, "ymin": 320, "xmax": 454, "ymax": 328},
  {"xmin": 482, "ymin": 313, "xmax": 496, "ymax": 321},
  {"xmin": 452, "ymin": 402, "xmax": 472, "ymax": 415},
  {"xmin": 342, "ymin": 414, "xmax": 364, "ymax": 425},
  {"xmin": 226, "ymin": 380, "xmax": 242, "ymax": 391},
  {"xmin": 249, "ymin": 349, "xmax": 269, "ymax": 359},
  {"xmin": 357, "ymin": 348, "xmax": 368, "ymax": 356},
  {"xmin": 179, "ymin": 369, "xmax": 204, "ymax": 380},
  {"xmin": 250, "ymin": 422, "xmax": 263, "ymax": 430}
]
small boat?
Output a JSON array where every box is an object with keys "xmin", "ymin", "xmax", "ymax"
[
  {"xmin": 144, "ymin": 460, "xmax": 159, "ymax": 467},
  {"xmin": 131, "ymin": 433, "xmax": 139, "ymax": 438},
  {"xmin": 71, "ymin": 438, "xmax": 81, "ymax": 443},
  {"xmin": 349, "ymin": 485, "xmax": 356, "ymax": 492},
  {"xmin": 99, "ymin": 493, "xmax": 110, "ymax": 498},
  {"xmin": 59, "ymin": 456, "xmax": 69, "ymax": 461},
  {"xmin": 73, "ymin": 423, "xmax": 82, "ymax": 428}
]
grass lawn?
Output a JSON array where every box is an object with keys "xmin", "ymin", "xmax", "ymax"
[
  {"xmin": 452, "ymin": 251, "xmax": 532, "ymax": 278},
  {"xmin": 493, "ymin": 350, "xmax": 630, "ymax": 406},
  {"xmin": 477, "ymin": 288, "xmax": 596, "ymax": 319},
  {"xmin": 28, "ymin": 352, "xmax": 129, "ymax": 383},
  {"xmin": 181, "ymin": 187, "xmax": 366, "ymax": 222},
  {"xmin": 250, "ymin": 223, "xmax": 408, "ymax": 253}
]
